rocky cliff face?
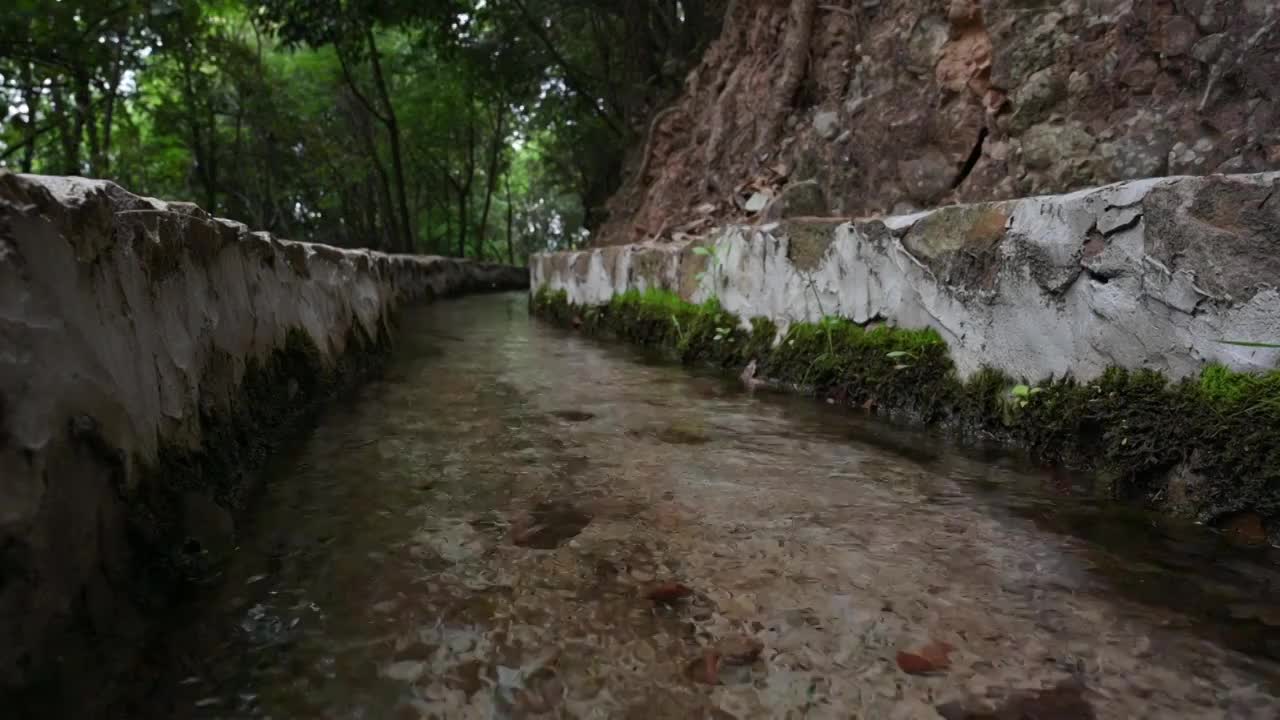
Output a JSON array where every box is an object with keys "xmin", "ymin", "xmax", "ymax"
[
  {"xmin": 0, "ymin": 172, "xmax": 525, "ymax": 710},
  {"xmin": 598, "ymin": 0, "xmax": 1280, "ymax": 245}
]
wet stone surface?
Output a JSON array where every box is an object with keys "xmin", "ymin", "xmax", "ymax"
[{"xmin": 124, "ymin": 293, "xmax": 1280, "ymax": 719}]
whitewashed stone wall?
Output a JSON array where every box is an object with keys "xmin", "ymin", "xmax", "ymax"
[
  {"xmin": 0, "ymin": 172, "xmax": 525, "ymax": 699},
  {"xmin": 533, "ymin": 173, "xmax": 1280, "ymax": 381}
]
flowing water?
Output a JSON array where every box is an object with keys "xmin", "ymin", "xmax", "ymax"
[{"xmin": 124, "ymin": 292, "xmax": 1280, "ymax": 719}]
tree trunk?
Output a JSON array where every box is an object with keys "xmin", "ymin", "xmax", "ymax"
[
  {"xmin": 760, "ymin": 0, "xmax": 816, "ymax": 151},
  {"xmin": 204, "ymin": 99, "xmax": 219, "ymax": 213},
  {"xmin": 74, "ymin": 71, "xmax": 96, "ymax": 176},
  {"xmin": 50, "ymin": 84, "xmax": 80, "ymax": 175},
  {"xmin": 456, "ymin": 186, "xmax": 468, "ymax": 258},
  {"xmin": 443, "ymin": 191, "xmax": 453, "ymax": 257},
  {"xmin": 363, "ymin": 174, "xmax": 380, "ymax": 246},
  {"xmin": 348, "ymin": 95, "xmax": 400, "ymax": 251},
  {"xmin": 504, "ymin": 172, "xmax": 515, "ymax": 265},
  {"xmin": 100, "ymin": 80, "xmax": 118, "ymax": 175},
  {"xmin": 19, "ymin": 62, "xmax": 40, "ymax": 173},
  {"xmin": 454, "ymin": 118, "xmax": 478, "ymax": 257},
  {"xmin": 475, "ymin": 105, "xmax": 506, "ymax": 258},
  {"xmin": 179, "ymin": 56, "xmax": 219, "ymax": 212},
  {"xmin": 365, "ymin": 28, "xmax": 415, "ymax": 253},
  {"xmin": 92, "ymin": 46, "xmax": 123, "ymax": 176}
]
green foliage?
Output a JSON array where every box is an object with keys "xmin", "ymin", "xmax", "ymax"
[
  {"xmin": 533, "ymin": 290, "xmax": 1280, "ymax": 523},
  {"xmin": 691, "ymin": 243, "xmax": 728, "ymax": 293},
  {"xmin": 1, "ymin": 0, "xmax": 724, "ymax": 259}
]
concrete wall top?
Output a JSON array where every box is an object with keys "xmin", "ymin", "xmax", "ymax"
[{"xmin": 533, "ymin": 172, "xmax": 1280, "ymax": 381}]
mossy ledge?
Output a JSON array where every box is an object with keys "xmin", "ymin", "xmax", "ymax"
[{"xmin": 532, "ymin": 287, "xmax": 1280, "ymax": 537}]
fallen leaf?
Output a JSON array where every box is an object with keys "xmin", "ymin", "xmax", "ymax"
[
  {"xmin": 646, "ymin": 581, "xmax": 694, "ymax": 603},
  {"xmin": 686, "ymin": 650, "xmax": 721, "ymax": 684},
  {"xmin": 896, "ymin": 652, "xmax": 937, "ymax": 674},
  {"xmin": 896, "ymin": 640, "xmax": 954, "ymax": 674},
  {"xmin": 920, "ymin": 640, "xmax": 954, "ymax": 667}
]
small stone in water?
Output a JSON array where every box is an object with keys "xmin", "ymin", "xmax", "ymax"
[
  {"xmin": 715, "ymin": 635, "xmax": 764, "ymax": 665},
  {"xmin": 382, "ymin": 660, "xmax": 427, "ymax": 683},
  {"xmin": 510, "ymin": 501, "xmax": 592, "ymax": 549}
]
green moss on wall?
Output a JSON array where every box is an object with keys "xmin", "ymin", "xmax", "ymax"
[
  {"xmin": 531, "ymin": 286, "xmax": 1280, "ymax": 527},
  {"xmin": 127, "ymin": 320, "xmax": 390, "ymax": 603}
]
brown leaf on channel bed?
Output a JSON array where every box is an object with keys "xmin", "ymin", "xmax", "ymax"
[
  {"xmin": 896, "ymin": 640, "xmax": 954, "ymax": 674},
  {"xmin": 646, "ymin": 581, "xmax": 694, "ymax": 604},
  {"xmin": 686, "ymin": 650, "xmax": 721, "ymax": 685}
]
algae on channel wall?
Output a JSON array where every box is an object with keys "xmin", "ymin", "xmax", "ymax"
[
  {"xmin": 531, "ymin": 287, "xmax": 1280, "ymax": 538},
  {"xmin": 128, "ymin": 321, "xmax": 390, "ymax": 602}
]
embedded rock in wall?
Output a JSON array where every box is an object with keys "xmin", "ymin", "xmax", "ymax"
[
  {"xmin": 0, "ymin": 172, "xmax": 525, "ymax": 708},
  {"xmin": 599, "ymin": 0, "xmax": 1280, "ymax": 246},
  {"xmin": 533, "ymin": 172, "xmax": 1280, "ymax": 382}
]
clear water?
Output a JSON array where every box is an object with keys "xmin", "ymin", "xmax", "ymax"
[{"xmin": 121, "ymin": 292, "xmax": 1280, "ymax": 719}]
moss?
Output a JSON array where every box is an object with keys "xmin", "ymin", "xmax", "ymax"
[
  {"xmin": 127, "ymin": 320, "xmax": 391, "ymax": 603},
  {"xmin": 783, "ymin": 221, "xmax": 837, "ymax": 272},
  {"xmin": 531, "ymin": 288, "xmax": 1280, "ymax": 525}
]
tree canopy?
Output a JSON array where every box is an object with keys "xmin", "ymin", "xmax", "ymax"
[{"xmin": 1, "ymin": 0, "xmax": 724, "ymax": 261}]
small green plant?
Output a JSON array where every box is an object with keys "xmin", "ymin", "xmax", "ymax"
[
  {"xmin": 1009, "ymin": 383, "xmax": 1043, "ymax": 408},
  {"xmin": 714, "ymin": 326, "xmax": 732, "ymax": 343},
  {"xmin": 886, "ymin": 349, "xmax": 917, "ymax": 370},
  {"xmin": 671, "ymin": 314, "xmax": 686, "ymax": 344},
  {"xmin": 692, "ymin": 244, "xmax": 729, "ymax": 295}
]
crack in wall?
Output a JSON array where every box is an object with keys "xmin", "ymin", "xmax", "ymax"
[{"xmin": 950, "ymin": 127, "xmax": 988, "ymax": 190}]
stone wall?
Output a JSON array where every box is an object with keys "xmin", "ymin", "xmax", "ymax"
[
  {"xmin": 0, "ymin": 172, "xmax": 526, "ymax": 708},
  {"xmin": 535, "ymin": 172, "xmax": 1280, "ymax": 382},
  {"xmin": 598, "ymin": 0, "xmax": 1280, "ymax": 247}
]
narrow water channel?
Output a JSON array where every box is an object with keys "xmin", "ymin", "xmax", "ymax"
[{"xmin": 124, "ymin": 292, "xmax": 1280, "ymax": 719}]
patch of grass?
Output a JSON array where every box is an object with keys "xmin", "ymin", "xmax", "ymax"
[{"xmin": 532, "ymin": 287, "xmax": 1280, "ymax": 525}]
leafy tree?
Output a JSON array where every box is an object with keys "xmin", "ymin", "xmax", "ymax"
[{"xmin": 0, "ymin": 0, "xmax": 725, "ymax": 261}]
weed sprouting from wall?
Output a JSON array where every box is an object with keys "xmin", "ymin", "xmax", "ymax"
[{"xmin": 691, "ymin": 243, "xmax": 729, "ymax": 296}]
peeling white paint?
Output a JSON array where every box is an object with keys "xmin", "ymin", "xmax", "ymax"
[{"xmin": 534, "ymin": 173, "xmax": 1280, "ymax": 381}]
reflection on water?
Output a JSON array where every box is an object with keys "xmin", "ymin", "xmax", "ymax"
[{"xmin": 122, "ymin": 293, "xmax": 1280, "ymax": 719}]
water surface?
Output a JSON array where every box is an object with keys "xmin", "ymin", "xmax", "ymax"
[{"xmin": 129, "ymin": 293, "xmax": 1280, "ymax": 718}]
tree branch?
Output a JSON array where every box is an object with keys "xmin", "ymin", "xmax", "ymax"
[
  {"xmin": 509, "ymin": 0, "xmax": 625, "ymax": 137},
  {"xmin": 335, "ymin": 45, "xmax": 390, "ymax": 126}
]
